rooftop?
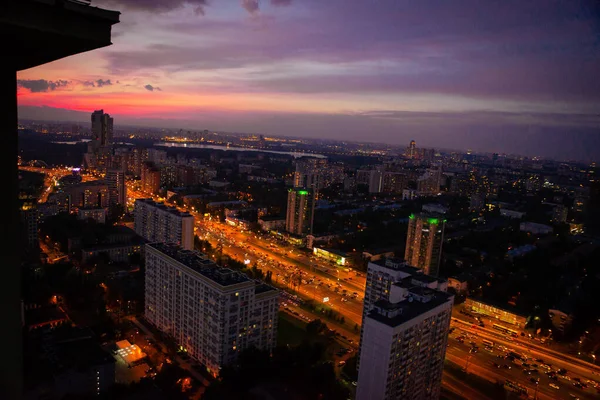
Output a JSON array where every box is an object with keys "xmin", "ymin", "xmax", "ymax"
[
  {"xmin": 135, "ymin": 198, "xmax": 193, "ymax": 217},
  {"xmin": 148, "ymin": 242, "xmax": 251, "ymax": 287},
  {"xmin": 411, "ymin": 273, "xmax": 442, "ymax": 284},
  {"xmin": 314, "ymin": 247, "xmax": 348, "ymax": 257},
  {"xmin": 368, "ymin": 289, "xmax": 453, "ymax": 328},
  {"xmin": 259, "ymin": 215, "xmax": 286, "ymax": 221},
  {"xmin": 43, "ymin": 327, "xmax": 114, "ymax": 372},
  {"xmin": 372, "ymin": 258, "xmax": 421, "ymax": 275}
]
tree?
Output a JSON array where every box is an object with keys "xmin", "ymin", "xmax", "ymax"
[
  {"xmin": 203, "ymin": 344, "xmax": 349, "ymax": 400},
  {"xmin": 306, "ymin": 319, "xmax": 328, "ymax": 337}
]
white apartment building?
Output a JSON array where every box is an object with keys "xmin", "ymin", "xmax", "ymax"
[
  {"xmin": 357, "ymin": 258, "xmax": 453, "ymax": 400},
  {"xmin": 144, "ymin": 243, "xmax": 279, "ymax": 376},
  {"xmin": 134, "ymin": 199, "xmax": 194, "ymax": 250}
]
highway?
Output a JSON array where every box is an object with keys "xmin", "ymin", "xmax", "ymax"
[
  {"xmin": 127, "ymin": 183, "xmax": 367, "ymax": 329},
  {"xmin": 448, "ymin": 321, "xmax": 600, "ymax": 399},
  {"xmin": 125, "ymin": 183, "xmax": 600, "ymax": 399}
]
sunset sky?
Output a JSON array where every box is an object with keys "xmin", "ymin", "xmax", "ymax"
[{"xmin": 17, "ymin": 0, "xmax": 600, "ymax": 160}]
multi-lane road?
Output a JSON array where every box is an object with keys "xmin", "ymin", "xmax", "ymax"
[
  {"xmin": 447, "ymin": 321, "xmax": 600, "ymax": 399},
  {"xmin": 126, "ymin": 182, "xmax": 600, "ymax": 399}
]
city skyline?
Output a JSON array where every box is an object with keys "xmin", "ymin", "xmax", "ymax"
[
  {"xmin": 10, "ymin": 2, "xmax": 600, "ymax": 398},
  {"xmin": 16, "ymin": 0, "xmax": 600, "ymax": 161}
]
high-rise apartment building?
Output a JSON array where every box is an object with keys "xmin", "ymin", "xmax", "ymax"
[
  {"xmin": 91, "ymin": 109, "xmax": 113, "ymax": 147},
  {"xmin": 552, "ymin": 205, "xmax": 568, "ymax": 224},
  {"xmin": 417, "ymin": 166, "xmax": 442, "ymax": 196},
  {"xmin": 105, "ymin": 168, "xmax": 126, "ymax": 207},
  {"xmin": 382, "ymin": 172, "xmax": 409, "ymax": 193},
  {"xmin": 406, "ymin": 140, "xmax": 417, "ymax": 159},
  {"xmin": 144, "ymin": 243, "xmax": 278, "ymax": 376},
  {"xmin": 405, "ymin": 213, "xmax": 445, "ymax": 277},
  {"xmin": 66, "ymin": 181, "xmax": 109, "ymax": 211},
  {"xmin": 141, "ymin": 162, "xmax": 161, "ymax": 195},
  {"xmin": 128, "ymin": 147, "xmax": 148, "ymax": 177},
  {"xmin": 368, "ymin": 169, "xmax": 384, "ymax": 193},
  {"xmin": 293, "ymin": 158, "xmax": 327, "ymax": 190},
  {"xmin": 20, "ymin": 202, "xmax": 39, "ymax": 250},
  {"xmin": 357, "ymin": 258, "xmax": 453, "ymax": 400},
  {"xmin": 134, "ymin": 199, "xmax": 194, "ymax": 250},
  {"xmin": 285, "ymin": 188, "xmax": 315, "ymax": 236}
]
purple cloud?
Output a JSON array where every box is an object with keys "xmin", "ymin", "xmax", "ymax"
[
  {"xmin": 144, "ymin": 84, "xmax": 162, "ymax": 91},
  {"xmin": 241, "ymin": 0, "xmax": 260, "ymax": 15},
  {"xmin": 96, "ymin": 79, "xmax": 113, "ymax": 87},
  {"xmin": 100, "ymin": 0, "xmax": 208, "ymax": 15},
  {"xmin": 17, "ymin": 79, "xmax": 69, "ymax": 92},
  {"xmin": 271, "ymin": 0, "xmax": 292, "ymax": 5}
]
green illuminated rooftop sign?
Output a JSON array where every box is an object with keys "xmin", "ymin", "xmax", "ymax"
[
  {"xmin": 409, "ymin": 214, "xmax": 415, "ymax": 219},
  {"xmin": 298, "ymin": 190, "xmax": 308, "ymax": 195},
  {"xmin": 428, "ymin": 218, "xmax": 439, "ymax": 225}
]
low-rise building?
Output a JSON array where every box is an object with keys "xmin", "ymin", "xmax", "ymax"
[
  {"xmin": 402, "ymin": 188, "xmax": 418, "ymax": 201},
  {"xmin": 506, "ymin": 244, "xmax": 537, "ymax": 260},
  {"xmin": 548, "ymin": 309, "xmax": 574, "ymax": 334},
  {"xmin": 312, "ymin": 247, "xmax": 349, "ymax": 266},
  {"xmin": 258, "ymin": 216, "xmax": 286, "ymax": 232},
  {"xmin": 36, "ymin": 327, "xmax": 115, "ymax": 398},
  {"xmin": 362, "ymin": 248, "xmax": 395, "ymax": 262},
  {"xmin": 447, "ymin": 274, "xmax": 469, "ymax": 294},
  {"xmin": 81, "ymin": 242, "xmax": 143, "ymax": 264},
  {"xmin": 500, "ymin": 209, "xmax": 526, "ymax": 219},
  {"xmin": 520, "ymin": 222, "xmax": 553, "ymax": 235},
  {"xmin": 422, "ymin": 203, "xmax": 448, "ymax": 214},
  {"xmin": 78, "ymin": 207, "xmax": 107, "ymax": 224},
  {"xmin": 464, "ymin": 298, "xmax": 527, "ymax": 328}
]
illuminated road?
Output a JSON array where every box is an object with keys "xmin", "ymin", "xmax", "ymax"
[
  {"xmin": 127, "ymin": 185, "xmax": 367, "ymax": 328},
  {"xmin": 19, "ymin": 166, "xmax": 95, "ymax": 203},
  {"xmin": 126, "ymin": 186, "xmax": 600, "ymax": 399},
  {"xmin": 194, "ymin": 220, "xmax": 366, "ymax": 327},
  {"xmin": 448, "ymin": 322, "xmax": 600, "ymax": 399}
]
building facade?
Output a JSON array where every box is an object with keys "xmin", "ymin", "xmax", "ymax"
[
  {"xmin": 134, "ymin": 199, "xmax": 194, "ymax": 250},
  {"xmin": 66, "ymin": 181, "xmax": 109, "ymax": 211},
  {"xmin": 141, "ymin": 162, "xmax": 161, "ymax": 195},
  {"xmin": 285, "ymin": 188, "xmax": 315, "ymax": 236},
  {"xmin": 357, "ymin": 258, "xmax": 453, "ymax": 400},
  {"xmin": 417, "ymin": 167, "xmax": 442, "ymax": 196},
  {"xmin": 91, "ymin": 109, "xmax": 113, "ymax": 147},
  {"xmin": 78, "ymin": 207, "xmax": 106, "ymax": 224},
  {"xmin": 20, "ymin": 202, "xmax": 39, "ymax": 249},
  {"xmin": 294, "ymin": 158, "xmax": 327, "ymax": 190},
  {"xmin": 405, "ymin": 213, "xmax": 445, "ymax": 277},
  {"xmin": 144, "ymin": 243, "xmax": 278, "ymax": 376},
  {"xmin": 105, "ymin": 168, "xmax": 126, "ymax": 206}
]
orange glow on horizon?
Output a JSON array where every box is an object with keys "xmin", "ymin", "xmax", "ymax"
[{"xmin": 17, "ymin": 86, "xmax": 348, "ymax": 117}]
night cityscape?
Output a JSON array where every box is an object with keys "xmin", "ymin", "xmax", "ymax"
[{"xmin": 5, "ymin": 1, "xmax": 600, "ymax": 400}]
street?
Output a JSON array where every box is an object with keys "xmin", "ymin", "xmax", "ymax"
[{"xmin": 125, "ymin": 183, "xmax": 600, "ymax": 400}]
